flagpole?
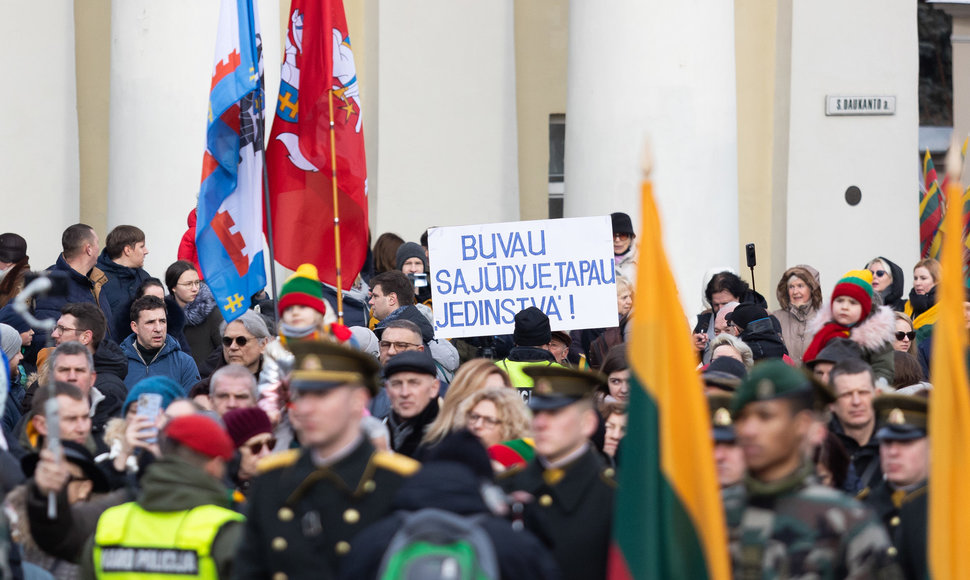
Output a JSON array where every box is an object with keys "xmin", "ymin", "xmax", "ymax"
[
  {"xmin": 327, "ymin": 88, "xmax": 345, "ymax": 325},
  {"xmin": 256, "ymin": 69, "xmax": 279, "ymax": 328}
]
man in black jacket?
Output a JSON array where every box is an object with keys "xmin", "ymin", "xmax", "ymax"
[
  {"xmin": 383, "ymin": 350, "xmax": 440, "ymax": 458},
  {"xmin": 95, "ymin": 225, "xmax": 151, "ymax": 345}
]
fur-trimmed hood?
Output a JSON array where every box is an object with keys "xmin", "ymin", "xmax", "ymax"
[
  {"xmin": 808, "ymin": 303, "xmax": 895, "ymax": 352},
  {"xmin": 183, "ymin": 282, "xmax": 217, "ymax": 326}
]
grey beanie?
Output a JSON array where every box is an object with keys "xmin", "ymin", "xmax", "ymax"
[
  {"xmin": 396, "ymin": 242, "xmax": 428, "ymax": 272},
  {"xmin": 0, "ymin": 323, "xmax": 22, "ymax": 362},
  {"xmin": 349, "ymin": 326, "xmax": 380, "ymax": 359}
]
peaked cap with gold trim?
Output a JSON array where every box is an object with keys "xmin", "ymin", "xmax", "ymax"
[
  {"xmin": 287, "ymin": 340, "xmax": 380, "ymax": 395},
  {"xmin": 707, "ymin": 393, "xmax": 735, "ymax": 442},
  {"xmin": 874, "ymin": 393, "xmax": 928, "ymax": 441},
  {"xmin": 523, "ymin": 365, "xmax": 606, "ymax": 411}
]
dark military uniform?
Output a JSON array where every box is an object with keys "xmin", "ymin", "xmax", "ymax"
[
  {"xmin": 233, "ymin": 440, "xmax": 418, "ymax": 580},
  {"xmin": 499, "ymin": 365, "xmax": 615, "ymax": 580},
  {"xmin": 233, "ymin": 341, "xmax": 420, "ymax": 580},
  {"xmin": 725, "ymin": 361, "xmax": 901, "ymax": 579},
  {"xmin": 860, "ymin": 393, "xmax": 930, "ymax": 580}
]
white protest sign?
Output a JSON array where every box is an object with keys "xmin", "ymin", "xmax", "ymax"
[{"xmin": 428, "ymin": 216, "xmax": 617, "ymax": 339}]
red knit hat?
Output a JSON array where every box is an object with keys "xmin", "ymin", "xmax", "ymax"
[
  {"xmin": 163, "ymin": 415, "xmax": 235, "ymax": 461},
  {"xmin": 223, "ymin": 407, "xmax": 273, "ymax": 448},
  {"xmin": 831, "ymin": 269, "xmax": 874, "ymax": 321}
]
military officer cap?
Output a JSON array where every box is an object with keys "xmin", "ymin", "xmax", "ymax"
[
  {"xmin": 287, "ymin": 340, "xmax": 380, "ymax": 395},
  {"xmin": 523, "ymin": 365, "xmax": 606, "ymax": 411},
  {"xmin": 707, "ymin": 393, "xmax": 735, "ymax": 443},
  {"xmin": 730, "ymin": 360, "xmax": 813, "ymax": 415},
  {"xmin": 874, "ymin": 393, "xmax": 929, "ymax": 442}
]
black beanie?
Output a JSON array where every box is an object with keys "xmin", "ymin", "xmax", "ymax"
[
  {"xmin": 726, "ymin": 303, "xmax": 769, "ymax": 331},
  {"xmin": 611, "ymin": 212, "xmax": 635, "ymax": 236},
  {"xmin": 514, "ymin": 306, "xmax": 551, "ymax": 347},
  {"xmin": 395, "ymin": 242, "xmax": 428, "ymax": 272},
  {"xmin": 419, "ymin": 429, "xmax": 494, "ymax": 481}
]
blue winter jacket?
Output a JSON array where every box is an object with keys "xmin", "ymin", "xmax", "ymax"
[
  {"xmin": 33, "ymin": 254, "xmax": 114, "ymax": 341},
  {"xmin": 96, "ymin": 250, "xmax": 151, "ymax": 344},
  {"xmin": 120, "ymin": 334, "xmax": 200, "ymax": 394}
]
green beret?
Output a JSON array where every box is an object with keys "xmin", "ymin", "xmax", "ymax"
[{"xmin": 730, "ymin": 360, "xmax": 812, "ymax": 415}]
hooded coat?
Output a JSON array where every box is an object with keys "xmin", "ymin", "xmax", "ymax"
[
  {"xmin": 868, "ymin": 257, "xmax": 906, "ymax": 311},
  {"xmin": 806, "ymin": 304, "xmax": 896, "ymax": 385},
  {"xmin": 772, "ymin": 265, "xmax": 822, "ymax": 364}
]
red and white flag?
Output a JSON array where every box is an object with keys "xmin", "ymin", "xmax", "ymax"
[{"xmin": 265, "ymin": 0, "xmax": 368, "ymax": 289}]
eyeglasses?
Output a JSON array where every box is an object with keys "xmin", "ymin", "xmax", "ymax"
[
  {"xmin": 247, "ymin": 438, "xmax": 277, "ymax": 454},
  {"xmin": 612, "ymin": 233, "xmax": 631, "ymax": 241},
  {"xmin": 379, "ymin": 340, "xmax": 421, "ymax": 351},
  {"xmin": 466, "ymin": 412, "xmax": 502, "ymax": 427},
  {"xmin": 871, "ymin": 270, "xmax": 887, "ymax": 278},
  {"xmin": 223, "ymin": 335, "xmax": 256, "ymax": 347},
  {"xmin": 895, "ymin": 331, "xmax": 915, "ymax": 341},
  {"xmin": 178, "ymin": 280, "xmax": 202, "ymax": 288},
  {"xmin": 54, "ymin": 325, "xmax": 79, "ymax": 335}
]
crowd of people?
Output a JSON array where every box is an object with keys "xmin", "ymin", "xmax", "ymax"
[{"xmin": 0, "ymin": 212, "xmax": 944, "ymax": 579}]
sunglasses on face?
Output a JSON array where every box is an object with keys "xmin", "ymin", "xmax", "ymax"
[
  {"xmin": 895, "ymin": 331, "xmax": 915, "ymax": 341},
  {"xmin": 872, "ymin": 270, "xmax": 887, "ymax": 278},
  {"xmin": 248, "ymin": 438, "xmax": 277, "ymax": 454},
  {"xmin": 223, "ymin": 335, "xmax": 254, "ymax": 347}
]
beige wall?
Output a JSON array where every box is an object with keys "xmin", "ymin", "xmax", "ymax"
[
  {"xmin": 75, "ymin": 0, "xmax": 112, "ymax": 237},
  {"xmin": 948, "ymin": 8, "xmax": 970, "ymax": 155},
  {"xmin": 735, "ymin": 0, "xmax": 781, "ymax": 307},
  {"xmin": 513, "ymin": 0, "xmax": 569, "ymax": 221}
]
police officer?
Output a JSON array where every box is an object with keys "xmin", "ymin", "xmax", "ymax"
[
  {"xmin": 860, "ymin": 392, "xmax": 929, "ymax": 580},
  {"xmin": 499, "ymin": 365, "xmax": 614, "ymax": 580},
  {"xmin": 233, "ymin": 341, "xmax": 419, "ymax": 580},
  {"xmin": 495, "ymin": 307, "xmax": 567, "ymax": 398},
  {"xmin": 85, "ymin": 415, "xmax": 244, "ymax": 579},
  {"xmin": 723, "ymin": 360, "xmax": 900, "ymax": 578}
]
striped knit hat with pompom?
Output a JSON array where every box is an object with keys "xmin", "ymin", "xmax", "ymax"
[
  {"xmin": 831, "ymin": 269, "xmax": 874, "ymax": 321},
  {"xmin": 278, "ymin": 264, "xmax": 328, "ymax": 317}
]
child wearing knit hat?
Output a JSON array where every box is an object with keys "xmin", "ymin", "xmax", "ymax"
[{"xmin": 803, "ymin": 270, "xmax": 896, "ymax": 385}]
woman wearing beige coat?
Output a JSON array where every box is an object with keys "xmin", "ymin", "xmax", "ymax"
[{"xmin": 772, "ymin": 265, "xmax": 822, "ymax": 364}]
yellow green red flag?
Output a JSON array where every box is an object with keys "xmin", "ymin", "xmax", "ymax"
[
  {"xmin": 929, "ymin": 151, "xmax": 970, "ymax": 579},
  {"xmin": 607, "ymin": 176, "xmax": 730, "ymax": 579}
]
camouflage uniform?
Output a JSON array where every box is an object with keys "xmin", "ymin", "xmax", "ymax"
[
  {"xmin": 724, "ymin": 462, "xmax": 901, "ymax": 579},
  {"xmin": 725, "ymin": 361, "xmax": 902, "ymax": 579}
]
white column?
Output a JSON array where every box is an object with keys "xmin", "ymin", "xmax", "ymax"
[
  {"xmin": 563, "ymin": 0, "xmax": 740, "ymax": 317},
  {"xmin": 107, "ymin": 0, "xmax": 280, "ymax": 279},
  {"xmin": 779, "ymin": 1, "xmax": 918, "ymax": 296},
  {"xmin": 371, "ymin": 0, "xmax": 519, "ymax": 243},
  {"xmin": 0, "ymin": 1, "xmax": 80, "ymax": 266}
]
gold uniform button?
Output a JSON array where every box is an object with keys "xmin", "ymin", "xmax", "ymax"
[
  {"xmin": 272, "ymin": 573, "xmax": 287, "ymax": 580},
  {"xmin": 890, "ymin": 516, "xmax": 900, "ymax": 527},
  {"xmin": 887, "ymin": 546, "xmax": 898, "ymax": 557},
  {"xmin": 363, "ymin": 480, "xmax": 376, "ymax": 493},
  {"xmin": 343, "ymin": 509, "xmax": 361, "ymax": 524},
  {"xmin": 271, "ymin": 537, "xmax": 287, "ymax": 552},
  {"xmin": 539, "ymin": 494, "xmax": 553, "ymax": 507},
  {"xmin": 278, "ymin": 507, "xmax": 294, "ymax": 522},
  {"xmin": 335, "ymin": 541, "xmax": 351, "ymax": 555},
  {"xmin": 604, "ymin": 468, "xmax": 615, "ymax": 478}
]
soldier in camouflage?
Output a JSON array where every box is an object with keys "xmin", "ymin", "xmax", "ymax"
[{"xmin": 723, "ymin": 360, "xmax": 901, "ymax": 579}]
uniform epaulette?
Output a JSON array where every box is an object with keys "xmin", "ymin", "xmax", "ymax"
[
  {"xmin": 257, "ymin": 449, "xmax": 301, "ymax": 473},
  {"xmin": 372, "ymin": 450, "xmax": 421, "ymax": 476},
  {"xmin": 856, "ymin": 487, "xmax": 871, "ymax": 500}
]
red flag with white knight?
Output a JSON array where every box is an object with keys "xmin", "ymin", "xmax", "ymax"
[{"xmin": 265, "ymin": 0, "xmax": 368, "ymax": 289}]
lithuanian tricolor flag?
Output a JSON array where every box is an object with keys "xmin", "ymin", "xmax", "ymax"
[
  {"xmin": 929, "ymin": 147, "xmax": 970, "ymax": 578},
  {"xmin": 607, "ymin": 169, "xmax": 730, "ymax": 579}
]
